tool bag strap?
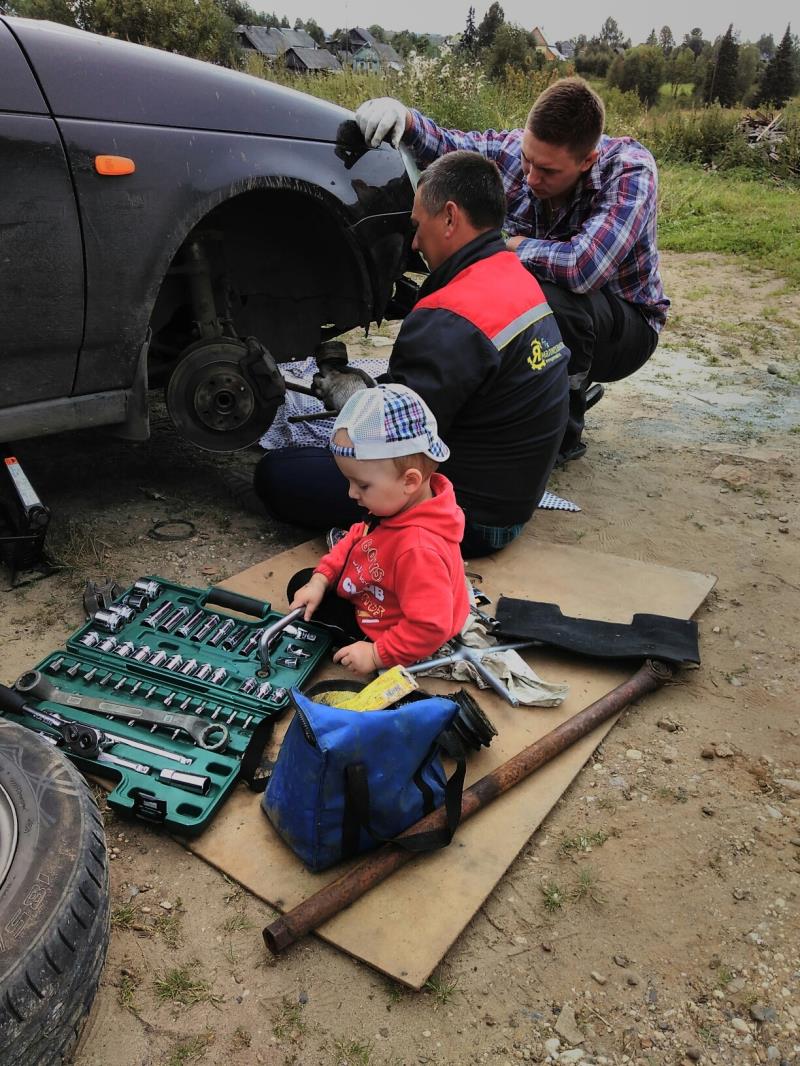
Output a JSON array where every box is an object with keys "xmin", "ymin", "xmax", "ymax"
[
  {"xmin": 341, "ymin": 732, "xmax": 466, "ymax": 857},
  {"xmin": 239, "ymin": 713, "xmax": 280, "ymax": 792},
  {"xmin": 239, "ymin": 680, "xmax": 366, "ymax": 791}
]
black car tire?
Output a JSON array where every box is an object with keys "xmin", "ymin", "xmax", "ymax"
[{"xmin": 0, "ymin": 718, "xmax": 110, "ymax": 1066}]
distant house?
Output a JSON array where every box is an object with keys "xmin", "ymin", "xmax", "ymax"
[
  {"xmin": 284, "ymin": 46, "xmax": 342, "ymax": 74},
  {"xmin": 531, "ymin": 26, "xmax": 567, "ymax": 62},
  {"xmin": 352, "ymin": 44, "xmax": 381, "ymax": 73},
  {"xmin": 346, "ymin": 27, "xmax": 377, "ymax": 52},
  {"xmin": 237, "ymin": 25, "xmax": 317, "ymax": 61},
  {"xmin": 555, "ymin": 39, "xmax": 575, "ymax": 60},
  {"xmin": 236, "ymin": 25, "xmax": 281, "ymax": 61}
]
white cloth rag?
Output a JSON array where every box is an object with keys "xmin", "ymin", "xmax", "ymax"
[{"xmin": 418, "ymin": 612, "xmax": 569, "ymax": 707}]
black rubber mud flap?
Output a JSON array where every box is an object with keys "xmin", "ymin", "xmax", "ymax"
[{"xmin": 0, "ymin": 718, "xmax": 110, "ymax": 1066}]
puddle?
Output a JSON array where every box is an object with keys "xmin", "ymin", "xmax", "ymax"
[{"xmin": 607, "ymin": 346, "xmax": 800, "ymax": 442}]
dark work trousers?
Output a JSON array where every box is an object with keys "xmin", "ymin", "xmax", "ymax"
[
  {"xmin": 254, "ymin": 447, "xmax": 363, "ymax": 529},
  {"xmin": 540, "ymin": 282, "xmax": 659, "ymax": 455},
  {"xmin": 286, "ymin": 567, "xmax": 362, "ymax": 646}
]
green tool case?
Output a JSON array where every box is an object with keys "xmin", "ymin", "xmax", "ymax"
[{"xmin": 5, "ymin": 576, "xmax": 330, "ymax": 834}]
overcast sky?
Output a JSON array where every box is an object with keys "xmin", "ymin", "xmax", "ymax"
[{"xmin": 252, "ymin": 1, "xmax": 793, "ymax": 45}]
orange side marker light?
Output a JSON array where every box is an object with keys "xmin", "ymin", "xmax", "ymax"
[{"xmin": 94, "ymin": 155, "xmax": 136, "ymax": 176}]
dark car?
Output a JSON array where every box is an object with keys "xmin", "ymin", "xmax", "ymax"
[{"xmin": 0, "ymin": 16, "xmax": 416, "ymax": 451}]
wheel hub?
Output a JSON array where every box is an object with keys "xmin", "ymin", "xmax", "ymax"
[
  {"xmin": 166, "ymin": 338, "xmax": 284, "ymax": 452},
  {"xmin": 193, "ymin": 366, "xmax": 255, "ymax": 432},
  {"xmin": 0, "ymin": 782, "xmax": 19, "ymax": 890}
]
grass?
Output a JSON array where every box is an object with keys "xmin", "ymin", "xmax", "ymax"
[
  {"xmin": 540, "ymin": 881, "xmax": 566, "ymax": 912},
  {"xmin": 48, "ymin": 518, "xmax": 110, "ymax": 572},
  {"xmin": 423, "ymin": 971, "xmax": 459, "ymax": 1004},
  {"xmin": 220, "ymin": 912, "xmax": 251, "ymax": 934},
  {"xmin": 111, "ymin": 902, "xmax": 141, "ymax": 930},
  {"xmin": 164, "ymin": 1032, "xmax": 214, "ymax": 1066},
  {"xmin": 333, "ymin": 1039, "xmax": 373, "ymax": 1065},
  {"xmin": 153, "ymin": 965, "xmax": 218, "ymax": 1006},
  {"xmin": 118, "ymin": 971, "xmax": 139, "ymax": 1010},
  {"xmin": 272, "ymin": 997, "xmax": 306, "ymax": 1040},
  {"xmin": 559, "ymin": 829, "xmax": 609, "ymax": 856},
  {"xmin": 385, "ymin": 983, "xmax": 405, "ymax": 1004},
  {"xmin": 659, "ymin": 164, "xmax": 800, "ymax": 286},
  {"xmin": 154, "ymin": 910, "xmax": 183, "ymax": 950},
  {"xmin": 716, "ymin": 965, "xmax": 735, "ymax": 988},
  {"xmin": 571, "ymin": 866, "xmax": 606, "ymax": 905}
]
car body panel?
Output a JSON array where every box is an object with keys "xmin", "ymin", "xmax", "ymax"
[
  {"xmin": 0, "ymin": 114, "xmax": 85, "ymax": 408},
  {"xmin": 8, "ymin": 18, "xmax": 352, "ymax": 139},
  {"xmin": 0, "ymin": 20, "xmax": 49, "ymax": 113},
  {"xmin": 0, "ymin": 16, "xmax": 414, "ymax": 445}
]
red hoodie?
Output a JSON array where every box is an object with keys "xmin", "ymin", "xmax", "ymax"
[{"xmin": 314, "ymin": 473, "xmax": 470, "ymax": 666}]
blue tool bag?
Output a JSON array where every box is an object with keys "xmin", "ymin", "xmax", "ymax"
[{"xmin": 262, "ymin": 687, "xmax": 466, "ymax": 872}]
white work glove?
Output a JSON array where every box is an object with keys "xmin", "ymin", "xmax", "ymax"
[{"xmin": 355, "ymin": 97, "xmax": 409, "ymax": 149}]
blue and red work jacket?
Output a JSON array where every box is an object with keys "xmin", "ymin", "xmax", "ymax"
[{"xmin": 388, "ymin": 231, "xmax": 569, "ymax": 527}]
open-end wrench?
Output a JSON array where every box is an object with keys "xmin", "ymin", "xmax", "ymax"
[{"xmin": 15, "ymin": 670, "xmax": 228, "ymax": 751}]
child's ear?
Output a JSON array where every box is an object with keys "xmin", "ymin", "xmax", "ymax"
[{"xmin": 403, "ymin": 467, "xmax": 423, "ymax": 493}]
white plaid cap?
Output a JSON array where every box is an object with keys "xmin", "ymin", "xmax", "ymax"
[{"xmin": 330, "ymin": 384, "xmax": 449, "ymax": 463}]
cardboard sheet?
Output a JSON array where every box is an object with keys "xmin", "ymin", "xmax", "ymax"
[{"xmin": 189, "ymin": 537, "xmax": 715, "ymax": 987}]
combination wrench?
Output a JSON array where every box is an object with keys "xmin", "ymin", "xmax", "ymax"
[{"xmin": 15, "ymin": 670, "xmax": 228, "ymax": 751}]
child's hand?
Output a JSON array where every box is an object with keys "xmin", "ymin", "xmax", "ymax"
[
  {"xmin": 333, "ymin": 640, "xmax": 382, "ymax": 675},
  {"xmin": 289, "ymin": 573, "xmax": 329, "ymax": 621}
]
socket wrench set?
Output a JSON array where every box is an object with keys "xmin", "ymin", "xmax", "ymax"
[{"xmin": 2, "ymin": 576, "xmax": 330, "ymax": 834}]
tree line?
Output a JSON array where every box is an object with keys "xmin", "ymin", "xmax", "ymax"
[{"xmin": 458, "ymin": 9, "xmax": 799, "ymax": 110}]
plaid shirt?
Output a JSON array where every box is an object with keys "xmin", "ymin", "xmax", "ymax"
[{"xmin": 406, "ymin": 110, "xmax": 669, "ymax": 332}]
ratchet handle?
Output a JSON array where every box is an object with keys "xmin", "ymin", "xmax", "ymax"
[
  {"xmin": 205, "ymin": 588, "xmax": 270, "ymax": 618},
  {"xmin": 0, "ymin": 682, "xmax": 30, "ymax": 717}
]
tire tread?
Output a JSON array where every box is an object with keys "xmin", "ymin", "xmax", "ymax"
[{"xmin": 0, "ymin": 726, "xmax": 110, "ymax": 1066}]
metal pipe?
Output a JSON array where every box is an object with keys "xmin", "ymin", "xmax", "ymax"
[{"xmin": 263, "ymin": 659, "xmax": 674, "ymax": 954}]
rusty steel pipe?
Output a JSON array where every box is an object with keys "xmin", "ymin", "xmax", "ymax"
[{"xmin": 263, "ymin": 658, "xmax": 673, "ymax": 954}]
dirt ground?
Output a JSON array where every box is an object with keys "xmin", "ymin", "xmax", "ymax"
[{"xmin": 2, "ymin": 251, "xmax": 799, "ymax": 1066}]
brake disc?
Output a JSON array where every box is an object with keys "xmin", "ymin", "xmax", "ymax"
[{"xmin": 166, "ymin": 338, "xmax": 284, "ymax": 451}]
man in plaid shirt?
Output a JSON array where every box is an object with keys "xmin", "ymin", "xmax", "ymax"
[{"xmin": 356, "ymin": 77, "xmax": 669, "ymax": 461}]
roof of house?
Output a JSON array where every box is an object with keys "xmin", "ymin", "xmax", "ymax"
[
  {"xmin": 285, "ymin": 46, "xmax": 342, "ymax": 71},
  {"xmin": 350, "ymin": 27, "xmax": 377, "ymax": 47},
  {"xmin": 277, "ymin": 27, "xmax": 316, "ymax": 50},
  {"xmin": 374, "ymin": 42, "xmax": 402, "ymax": 65},
  {"xmin": 530, "ymin": 26, "xmax": 567, "ymax": 61},
  {"xmin": 238, "ymin": 26, "xmax": 319, "ymax": 55},
  {"xmin": 236, "ymin": 25, "xmax": 280, "ymax": 56}
]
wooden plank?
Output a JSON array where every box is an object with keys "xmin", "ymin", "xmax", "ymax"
[{"xmin": 189, "ymin": 538, "xmax": 715, "ymax": 987}]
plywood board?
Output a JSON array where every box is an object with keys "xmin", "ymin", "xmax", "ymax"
[{"xmin": 189, "ymin": 537, "xmax": 715, "ymax": 987}]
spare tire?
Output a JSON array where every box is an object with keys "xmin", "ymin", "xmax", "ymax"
[{"xmin": 0, "ymin": 718, "xmax": 110, "ymax": 1066}]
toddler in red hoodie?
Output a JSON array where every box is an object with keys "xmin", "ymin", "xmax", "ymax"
[{"xmin": 289, "ymin": 384, "xmax": 470, "ymax": 674}]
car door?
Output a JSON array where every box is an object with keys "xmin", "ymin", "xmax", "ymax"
[{"xmin": 0, "ymin": 19, "xmax": 84, "ymax": 412}]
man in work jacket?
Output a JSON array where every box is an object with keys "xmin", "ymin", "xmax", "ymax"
[
  {"xmin": 253, "ymin": 150, "xmax": 568, "ymax": 557},
  {"xmin": 387, "ymin": 149, "xmax": 568, "ymax": 556}
]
